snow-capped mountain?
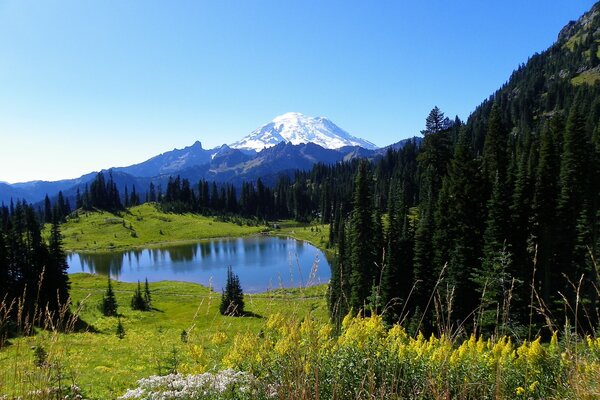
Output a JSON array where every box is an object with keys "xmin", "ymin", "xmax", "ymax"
[{"xmin": 230, "ymin": 112, "xmax": 378, "ymax": 152}]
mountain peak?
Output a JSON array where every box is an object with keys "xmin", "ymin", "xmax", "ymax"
[{"xmin": 230, "ymin": 112, "xmax": 377, "ymax": 151}]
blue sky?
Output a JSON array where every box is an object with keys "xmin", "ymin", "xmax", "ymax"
[{"xmin": 0, "ymin": 1, "xmax": 596, "ymax": 183}]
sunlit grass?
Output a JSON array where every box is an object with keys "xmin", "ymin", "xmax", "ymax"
[
  {"xmin": 57, "ymin": 203, "xmax": 266, "ymax": 252},
  {"xmin": 0, "ymin": 273, "xmax": 328, "ymax": 399}
]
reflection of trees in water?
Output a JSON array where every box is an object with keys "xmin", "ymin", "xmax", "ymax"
[
  {"xmin": 165, "ymin": 244, "xmax": 197, "ymax": 262},
  {"xmin": 68, "ymin": 237, "xmax": 332, "ymax": 290},
  {"xmin": 77, "ymin": 252, "xmax": 125, "ymax": 278}
]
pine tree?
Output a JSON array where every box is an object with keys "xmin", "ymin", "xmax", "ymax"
[
  {"xmin": 45, "ymin": 214, "xmax": 71, "ymax": 314},
  {"xmin": 144, "ymin": 278, "xmax": 152, "ymax": 309},
  {"xmin": 482, "ymin": 105, "xmax": 509, "ymax": 186},
  {"xmin": 555, "ymin": 97, "xmax": 592, "ymax": 324},
  {"xmin": 328, "ymin": 208, "xmax": 350, "ymax": 329},
  {"xmin": 348, "ymin": 160, "xmax": 377, "ymax": 312},
  {"xmin": 433, "ymin": 135, "xmax": 485, "ymax": 324},
  {"xmin": 531, "ymin": 114, "xmax": 562, "ymax": 310},
  {"xmin": 43, "ymin": 195, "xmax": 52, "ymax": 224},
  {"xmin": 131, "ymin": 281, "xmax": 149, "ymax": 311},
  {"xmin": 116, "ymin": 318, "xmax": 125, "ymax": 339},
  {"xmin": 101, "ymin": 277, "xmax": 118, "ymax": 317},
  {"xmin": 220, "ymin": 266, "xmax": 244, "ymax": 316},
  {"xmin": 380, "ymin": 183, "xmax": 413, "ymax": 323}
]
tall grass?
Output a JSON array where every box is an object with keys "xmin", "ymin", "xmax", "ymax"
[
  {"xmin": 2, "ymin": 252, "xmax": 600, "ymax": 399},
  {"xmin": 0, "ymin": 272, "xmax": 85, "ymax": 399}
]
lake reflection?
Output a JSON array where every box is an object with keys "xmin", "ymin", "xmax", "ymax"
[{"xmin": 67, "ymin": 236, "xmax": 331, "ymax": 293}]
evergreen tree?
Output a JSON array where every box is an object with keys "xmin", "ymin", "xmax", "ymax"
[
  {"xmin": 143, "ymin": 278, "xmax": 152, "ymax": 309},
  {"xmin": 531, "ymin": 115, "xmax": 563, "ymax": 310},
  {"xmin": 116, "ymin": 318, "xmax": 125, "ymax": 339},
  {"xmin": 433, "ymin": 135, "xmax": 485, "ymax": 324},
  {"xmin": 43, "ymin": 195, "xmax": 52, "ymax": 224},
  {"xmin": 556, "ymin": 98, "xmax": 592, "ymax": 324},
  {"xmin": 328, "ymin": 207, "xmax": 350, "ymax": 329},
  {"xmin": 220, "ymin": 266, "xmax": 244, "ymax": 316},
  {"xmin": 381, "ymin": 183, "xmax": 414, "ymax": 324},
  {"xmin": 131, "ymin": 281, "xmax": 149, "ymax": 311},
  {"xmin": 482, "ymin": 105, "xmax": 509, "ymax": 185},
  {"xmin": 45, "ymin": 214, "xmax": 71, "ymax": 314},
  {"xmin": 348, "ymin": 160, "xmax": 377, "ymax": 312},
  {"xmin": 101, "ymin": 277, "xmax": 118, "ymax": 317}
]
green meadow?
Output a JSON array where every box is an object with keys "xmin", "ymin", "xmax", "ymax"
[
  {"xmin": 59, "ymin": 203, "xmax": 266, "ymax": 252},
  {"xmin": 0, "ymin": 273, "xmax": 328, "ymax": 399}
]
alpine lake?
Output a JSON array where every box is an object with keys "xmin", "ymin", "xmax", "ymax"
[{"xmin": 67, "ymin": 236, "xmax": 331, "ymax": 293}]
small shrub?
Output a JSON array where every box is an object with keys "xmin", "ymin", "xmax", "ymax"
[
  {"xmin": 33, "ymin": 346, "xmax": 47, "ymax": 368},
  {"xmin": 116, "ymin": 318, "xmax": 125, "ymax": 339}
]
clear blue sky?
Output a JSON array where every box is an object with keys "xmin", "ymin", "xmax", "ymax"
[{"xmin": 0, "ymin": 1, "xmax": 596, "ymax": 183}]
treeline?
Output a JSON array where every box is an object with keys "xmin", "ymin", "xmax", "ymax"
[
  {"xmin": 328, "ymin": 95, "xmax": 600, "ymax": 336},
  {"xmin": 158, "ymin": 173, "xmax": 338, "ymax": 222},
  {"xmin": 0, "ymin": 201, "xmax": 70, "ymax": 334}
]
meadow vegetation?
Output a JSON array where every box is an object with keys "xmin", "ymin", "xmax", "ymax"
[
  {"xmin": 57, "ymin": 203, "xmax": 266, "ymax": 252},
  {"xmin": 0, "ymin": 274, "xmax": 328, "ymax": 399}
]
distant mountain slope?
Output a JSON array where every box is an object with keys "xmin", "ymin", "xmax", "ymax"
[
  {"xmin": 230, "ymin": 112, "xmax": 378, "ymax": 151},
  {"xmin": 113, "ymin": 141, "xmax": 221, "ymax": 178},
  {"xmin": 1, "ymin": 114, "xmax": 411, "ymax": 203}
]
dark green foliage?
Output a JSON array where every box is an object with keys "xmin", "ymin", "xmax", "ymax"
[
  {"xmin": 85, "ymin": 171, "xmax": 122, "ymax": 211},
  {"xmin": 348, "ymin": 160, "xmax": 378, "ymax": 312},
  {"xmin": 101, "ymin": 277, "xmax": 118, "ymax": 317},
  {"xmin": 144, "ymin": 278, "xmax": 152, "ymax": 309},
  {"xmin": 433, "ymin": 136, "xmax": 485, "ymax": 323},
  {"xmin": 381, "ymin": 183, "xmax": 414, "ymax": 324},
  {"xmin": 220, "ymin": 266, "xmax": 244, "ymax": 316},
  {"xmin": 131, "ymin": 280, "xmax": 151, "ymax": 311},
  {"xmin": 33, "ymin": 346, "xmax": 47, "ymax": 367},
  {"xmin": 0, "ymin": 201, "xmax": 71, "ymax": 329},
  {"xmin": 116, "ymin": 318, "xmax": 125, "ymax": 339},
  {"xmin": 327, "ymin": 211, "xmax": 350, "ymax": 329}
]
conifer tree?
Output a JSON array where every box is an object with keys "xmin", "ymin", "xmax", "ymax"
[
  {"xmin": 101, "ymin": 277, "xmax": 118, "ymax": 317},
  {"xmin": 328, "ymin": 207, "xmax": 350, "ymax": 328},
  {"xmin": 433, "ymin": 135, "xmax": 485, "ymax": 323},
  {"xmin": 220, "ymin": 266, "xmax": 244, "ymax": 316},
  {"xmin": 144, "ymin": 278, "xmax": 152, "ymax": 309},
  {"xmin": 532, "ymin": 115, "xmax": 562, "ymax": 308},
  {"xmin": 348, "ymin": 160, "xmax": 377, "ymax": 312},
  {"xmin": 116, "ymin": 318, "xmax": 125, "ymax": 339},
  {"xmin": 131, "ymin": 281, "xmax": 149, "ymax": 311},
  {"xmin": 45, "ymin": 214, "xmax": 71, "ymax": 313},
  {"xmin": 43, "ymin": 195, "xmax": 52, "ymax": 224},
  {"xmin": 482, "ymin": 105, "xmax": 509, "ymax": 186},
  {"xmin": 381, "ymin": 183, "xmax": 413, "ymax": 323},
  {"xmin": 554, "ymin": 98, "xmax": 592, "ymax": 326}
]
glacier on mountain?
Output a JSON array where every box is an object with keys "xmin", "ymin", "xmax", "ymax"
[{"xmin": 230, "ymin": 112, "xmax": 377, "ymax": 151}]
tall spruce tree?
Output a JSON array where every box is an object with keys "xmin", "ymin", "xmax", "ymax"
[
  {"xmin": 45, "ymin": 214, "xmax": 71, "ymax": 314},
  {"xmin": 433, "ymin": 135, "xmax": 485, "ymax": 324},
  {"xmin": 348, "ymin": 160, "xmax": 377, "ymax": 312}
]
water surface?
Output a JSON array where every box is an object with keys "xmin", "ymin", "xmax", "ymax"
[{"xmin": 67, "ymin": 236, "xmax": 331, "ymax": 293}]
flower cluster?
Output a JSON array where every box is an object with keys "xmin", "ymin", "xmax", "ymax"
[
  {"xmin": 219, "ymin": 312, "xmax": 600, "ymax": 399},
  {"xmin": 118, "ymin": 369, "xmax": 263, "ymax": 400}
]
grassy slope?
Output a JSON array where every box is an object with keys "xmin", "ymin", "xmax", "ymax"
[
  {"xmin": 59, "ymin": 203, "xmax": 265, "ymax": 252},
  {"xmin": 0, "ymin": 206, "xmax": 333, "ymax": 397},
  {"xmin": 0, "ymin": 274, "xmax": 328, "ymax": 399},
  {"xmin": 274, "ymin": 220, "xmax": 332, "ymax": 256}
]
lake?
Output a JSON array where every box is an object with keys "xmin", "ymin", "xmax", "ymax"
[{"xmin": 67, "ymin": 236, "xmax": 331, "ymax": 293}]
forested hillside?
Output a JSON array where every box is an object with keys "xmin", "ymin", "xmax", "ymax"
[{"xmin": 326, "ymin": 5, "xmax": 600, "ymax": 335}]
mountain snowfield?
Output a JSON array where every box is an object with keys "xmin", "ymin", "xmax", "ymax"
[{"xmin": 230, "ymin": 112, "xmax": 378, "ymax": 151}]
